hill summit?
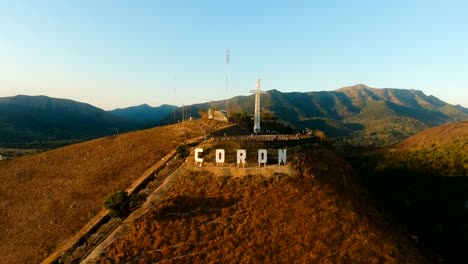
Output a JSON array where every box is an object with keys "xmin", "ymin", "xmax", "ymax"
[{"xmin": 85, "ymin": 141, "xmax": 430, "ymax": 263}]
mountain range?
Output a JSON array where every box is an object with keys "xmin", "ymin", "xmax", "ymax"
[
  {"xmin": 1, "ymin": 84, "xmax": 467, "ymax": 148},
  {"xmin": 172, "ymin": 84, "xmax": 468, "ymax": 144},
  {"xmin": 0, "ymin": 95, "xmax": 174, "ymax": 148}
]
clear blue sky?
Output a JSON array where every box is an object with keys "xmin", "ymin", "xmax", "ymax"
[{"xmin": 0, "ymin": 0, "xmax": 467, "ymax": 110}]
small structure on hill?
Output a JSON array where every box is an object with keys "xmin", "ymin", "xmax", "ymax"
[{"xmin": 208, "ymin": 109, "xmax": 228, "ymax": 122}]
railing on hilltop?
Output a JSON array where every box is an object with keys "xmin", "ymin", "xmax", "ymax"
[{"xmin": 211, "ymin": 134, "xmax": 312, "ymax": 142}]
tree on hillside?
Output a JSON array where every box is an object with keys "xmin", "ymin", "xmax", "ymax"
[
  {"xmin": 261, "ymin": 108, "xmax": 277, "ymax": 123},
  {"xmin": 229, "ymin": 104, "xmax": 243, "ymax": 114},
  {"xmin": 229, "ymin": 112, "xmax": 250, "ymax": 124},
  {"xmin": 104, "ymin": 190, "xmax": 148, "ymax": 218},
  {"xmin": 198, "ymin": 109, "xmax": 208, "ymax": 119},
  {"xmin": 230, "ymin": 112, "xmax": 243, "ymax": 123},
  {"xmin": 104, "ymin": 191, "xmax": 131, "ymax": 218},
  {"xmin": 315, "ymin": 130, "xmax": 327, "ymax": 144},
  {"xmin": 176, "ymin": 144, "xmax": 190, "ymax": 160}
]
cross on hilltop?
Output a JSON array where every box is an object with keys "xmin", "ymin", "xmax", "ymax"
[{"xmin": 250, "ymin": 79, "xmax": 266, "ymax": 134}]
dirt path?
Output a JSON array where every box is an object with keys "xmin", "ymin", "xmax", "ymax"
[{"xmin": 82, "ymin": 160, "xmax": 186, "ymax": 263}]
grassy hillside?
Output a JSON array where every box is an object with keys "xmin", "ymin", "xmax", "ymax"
[
  {"xmin": 380, "ymin": 121, "xmax": 468, "ymax": 176},
  {"xmin": 92, "ymin": 145, "xmax": 430, "ymax": 263},
  {"xmin": 0, "ymin": 120, "xmax": 229, "ymax": 264},
  {"xmin": 347, "ymin": 121, "xmax": 468, "ymax": 263},
  {"xmin": 397, "ymin": 120, "xmax": 468, "ymax": 148}
]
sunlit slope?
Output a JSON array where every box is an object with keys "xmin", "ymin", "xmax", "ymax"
[
  {"xmin": 0, "ymin": 120, "xmax": 228, "ymax": 264},
  {"xmin": 396, "ymin": 120, "xmax": 468, "ymax": 148},
  {"xmin": 93, "ymin": 146, "xmax": 431, "ymax": 263},
  {"xmin": 379, "ymin": 120, "xmax": 468, "ymax": 176}
]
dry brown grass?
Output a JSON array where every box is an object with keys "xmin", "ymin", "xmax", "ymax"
[
  {"xmin": 396, "ymin": 120, "xmax": 468, "ymax": 149},
  {"xmin": 94, "ymin": 146, "xmax": 431, "ymax": 263},
  {"xmin": 0, "ymin": 120, "xmax": 229, "ymax": 264}
]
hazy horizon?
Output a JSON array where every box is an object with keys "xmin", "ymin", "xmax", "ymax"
[{"xmin": 1, "ymin": 1, "xmax": 467, "ymax": 110}]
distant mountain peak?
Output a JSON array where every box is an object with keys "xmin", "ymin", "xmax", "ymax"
[
  {"xmin": 135, "ymin": 103, "xmax": 154, "ymax": 109},
  {"xmin": 266, "ymin": 89, "xmax": 281, "ymax": 93},
  {"xmin": 110, "ymin": 103, "xmax": 175, "ymax": 124},
  {"xmin": 336, "ymin": 84, "xmax": 371, "ymax": 91}
]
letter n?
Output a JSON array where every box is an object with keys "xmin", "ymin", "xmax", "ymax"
[{"xmin": 278, "ymin": 149, "xmax": 287, "ymax": 165}]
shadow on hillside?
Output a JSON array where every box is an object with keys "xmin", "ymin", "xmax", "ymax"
[
  {"xmin": 153, "ymin": 196, "xmax": 238, "ymax": 220},
  {"xmin": 360, "ymin": 170, "xmax": 468, "ymax": 263}
]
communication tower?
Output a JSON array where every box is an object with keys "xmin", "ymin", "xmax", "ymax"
[{"xmin": 225, "ymin": 48, "xmax": 230, "ymax": 113}]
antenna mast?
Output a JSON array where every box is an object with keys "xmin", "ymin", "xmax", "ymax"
[
  {"xmin": 225, "ymin": 48, "xmax": 230, "ymax": 113},
  {"xmin": 173, "ymin": 74, "xmax": 176, "ymax": 123}
]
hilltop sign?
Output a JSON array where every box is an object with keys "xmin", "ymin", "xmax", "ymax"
[{"xmin": 194, "ymin": 148, "xmax": 286, "ymax": 167}]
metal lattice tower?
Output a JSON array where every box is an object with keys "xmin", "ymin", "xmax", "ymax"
[
  {"xmin": 225, "ymin": 48, "xmax": 230, "ymax": 113},
  {"xmin": 250, "ymin": 79, "xmax": 265, "ymax": 134}
]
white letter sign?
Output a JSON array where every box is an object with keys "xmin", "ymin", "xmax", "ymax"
[
  {"xmin": 195, "ymin": 148, "xmax": 203, "ymax": 166},
  {"xmin": 237, "ymin": 149, "xmax": 247, "ymax": 167},
  {"xmin": 278, "ymin": 149, "xmax": 287, "ymax": 165},
  {"xmin": 215, "ymin": 149, "xmax": 225, "ymax": 166},
  {"xmin": 258, "ymin": 149, "xmax": 267, "ymax": 167}
]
